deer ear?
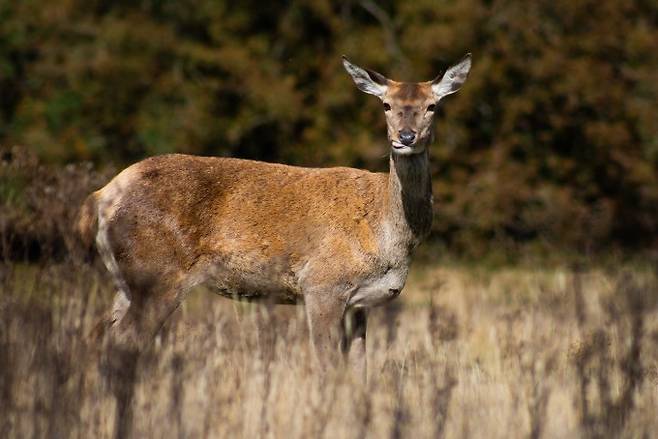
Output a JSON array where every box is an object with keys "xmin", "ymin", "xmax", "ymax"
[
  {"xmin": 342, "ymin": 56, "xmax": 389, "ymax": 98},
  {"xmin": 431, "ymin": 53, "xmax": 471, "ymax": 100}
]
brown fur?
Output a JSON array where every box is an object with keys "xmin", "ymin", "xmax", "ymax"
[
  {"xmin": 100, "ymin": 155, "xmax": 390, "ymax": 299},
  {"xmin": 389, "ymin": 82, "xmax": 428, "ymax": 101}
]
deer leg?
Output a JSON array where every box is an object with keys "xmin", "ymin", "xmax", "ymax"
[
  {"xmin": 110, "ymin": 289, "xmax": 131, "ymax": 325},
  {"xmin": 110, "ymin": 286, "xmax": 182, "ymax": 350},
  {"xmin": 88, "ymin": 289, "xmax": 131, "ymax": 343},
  {"xmin": 342, "ymin": 308, "xmax": 368, "ymax": 382},
  {"xmin": 304, "ymin": 291, "xmax": 347, "ymax": 371},
  {"xmin": 102, "ymin": 287, "xmax": 181, "ymax": 439}
]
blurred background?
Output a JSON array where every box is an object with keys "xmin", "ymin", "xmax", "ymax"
[{"xmin": 1, "ymin": 0, "xmax": 657, "ymax": 260}]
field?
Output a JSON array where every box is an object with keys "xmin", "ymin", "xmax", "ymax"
[{"xmin": 1, "ymin": 257, "xmax": 657, "ymax": 438}]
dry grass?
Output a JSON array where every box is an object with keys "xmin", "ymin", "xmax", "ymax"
[{"xmin": 1, "ymin": 258, "xmax": 657, "ymax": 438}]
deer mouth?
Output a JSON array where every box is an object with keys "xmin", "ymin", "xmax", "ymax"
[
  {"xmin": 391, "ymin": 140, "xmax": 419, "ymax": 153},
  {"xmin": 392, "ymin": 141, "xmax": 410, "ymax": 149}
]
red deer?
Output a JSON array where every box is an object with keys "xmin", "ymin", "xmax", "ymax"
[{"xmin": 77, "ymin": 54, "xmax": 471, "ymax": 378}]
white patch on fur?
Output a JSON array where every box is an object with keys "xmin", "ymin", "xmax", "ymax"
[
  {"xmin": 98, "ymin": 165, "xmax": 141, "ymax": 219},
  {"xmin": 95, "ymin": 163, "xmax": 142, "ymax": 303},
  {"xmin": 110, "ymin": 289, "xmax": 131, "ymax": 325},
  {"xmin": 96, "ymin": 211, "xmax": 129, "ymax": 296},
  {"xmin": 345, "ymin": 216, "xmax": 410, "ymax": 307},
  {"xmin": 347, "ymin": 266, "xmax": 408, "ymax": 308}
]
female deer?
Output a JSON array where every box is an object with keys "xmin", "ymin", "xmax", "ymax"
[{"xmin": 78, "ymin": 54, "xmax": 471, "ymax": 378}]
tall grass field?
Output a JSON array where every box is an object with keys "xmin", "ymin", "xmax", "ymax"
[{"xmin": 1, "ymin": 258, "xmax": 657, "ymax": 438}]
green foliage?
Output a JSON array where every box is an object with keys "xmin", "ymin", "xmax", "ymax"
[{"xmin": 1, "ymin": 0, "xmax": 657, "ymax": 253}]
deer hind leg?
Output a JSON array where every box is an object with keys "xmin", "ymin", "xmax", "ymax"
[
  {"xmin": 98, "ymin": 284, "xmax": 183, "ymax": 438},
  {"xmin": 88, "ymin": 211, "xmax": 134, "ymax": 343},
  {"xmin": 341, "ymin": 308, "xmax": 368, "ymax": 382},
  {"xmin": 304, "ymin": 290, "xmax": 348, "ymax": 371},
  {"xmin": 94, "ymin": 207, "xmax": 186, "ymax": 349},
  {"xmin": 88, "ymin": 289, "xmax": 131, "ymax": 342},
  {"xmin": 111, "ymin": 285, "xmax": 183, "ymax": 350}
]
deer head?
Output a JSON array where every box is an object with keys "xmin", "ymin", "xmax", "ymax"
[{"xmin": 342, "ymin": 54, "xmax": 471, "ymax": 155}]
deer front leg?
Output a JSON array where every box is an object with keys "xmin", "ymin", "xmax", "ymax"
[
  {"xmin": 342, "ymin": 308, "xmax": 367, "ymax": 382},
  {"xmin": 304, "ymin": 290, "xmax": 347, "ymax": 372}
]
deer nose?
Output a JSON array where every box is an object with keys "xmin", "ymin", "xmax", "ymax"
[{"xmin": 398, "ymin": 129, "xmax": 416, "ymax": 146}]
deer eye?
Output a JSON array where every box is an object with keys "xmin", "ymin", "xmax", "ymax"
[
  {"xmin": 426, "ymin": 104, "xmax": 436, "ymax": 112},
  {"xmin": 383, "ymin": 103, "xmax": 391, "ymax": 111}
]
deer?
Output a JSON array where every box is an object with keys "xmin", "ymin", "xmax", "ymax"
[{"xmin": 77, "ymin": 54, "xmax": 471, "ymax": 378}]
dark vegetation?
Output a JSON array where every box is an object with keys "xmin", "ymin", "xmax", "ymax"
[
  {"xmin": 1, "ymin": 0, "xmax": 657, "ymax": 257},
  {"xmin": 0, "ymin": 146, "xmax": 114, "ymax": 261}
]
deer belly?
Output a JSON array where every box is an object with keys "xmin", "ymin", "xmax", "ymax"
[
  {"xmin": 210, "ymin": 285, "xmax": 300, "ymax": 304},
  {"xmin": 204, "ymin": 259, "xmax": 302, "ymax": 304},
  {"xmin": 347, "ymin": 267, "xmax": 408, "ymax": 308}
]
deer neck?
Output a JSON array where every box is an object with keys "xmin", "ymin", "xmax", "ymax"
[{"xmin": 385, "ymin": 149, "xmax": 433, "ymax": 253}]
